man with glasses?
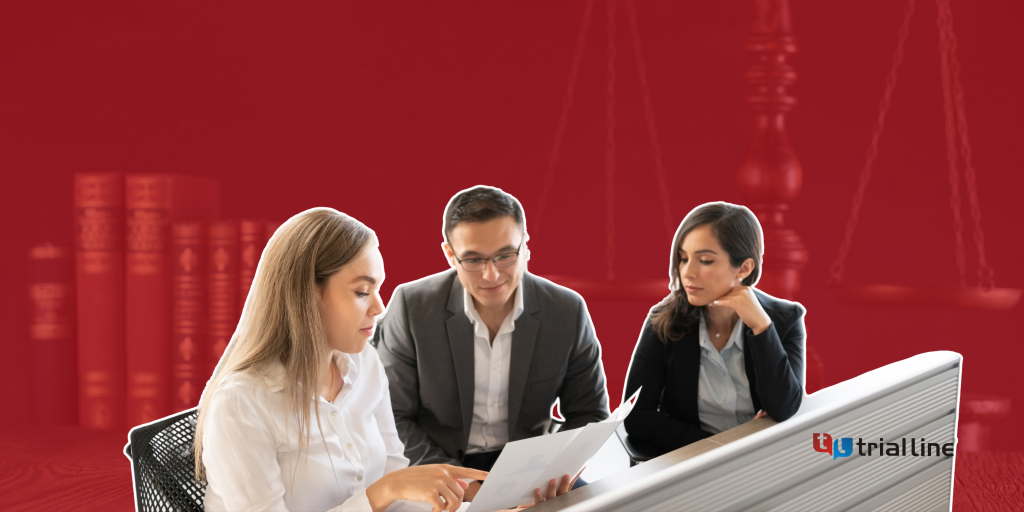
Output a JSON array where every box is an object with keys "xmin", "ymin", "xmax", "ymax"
[{"xmin": 376, "ymin": 185, "xmax": 609, "ymax": 499}]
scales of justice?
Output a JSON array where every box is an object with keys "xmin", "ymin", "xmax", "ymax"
[{"xmin": 528, "ymin": 0, "xmax": 1019, "ymax": 395}]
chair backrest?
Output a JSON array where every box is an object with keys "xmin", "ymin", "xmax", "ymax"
[
  {"xmin": 614, "ymin": 423, "xmax": 663, "ymax": 467},
  {"xmin": 124, "ymin": 407, "xmax": 206, "ymax": 512}
]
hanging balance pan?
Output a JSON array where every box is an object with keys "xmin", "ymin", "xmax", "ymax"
[
  {"xmin": 829, "ymin": 284, "xmax": 1021, "ymax": 311},
  {"xmin": 827, "ymin": 0, "xmax": 1021, "ymax": 310},
  {"xmin": 534, "ymin": 0, "xmax": 676, "ymax": 305}
]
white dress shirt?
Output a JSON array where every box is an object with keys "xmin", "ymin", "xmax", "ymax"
[
  {"xmin": 202, "ymin": 345, "xmax": 409, "ymax": 512},
  {"xmin": 463, "ymin": 284, "xmax": 524, "ymax": 454},
  {"xmin": 696, "ymin": 312, "xmax": 756, "ymax": 434}
]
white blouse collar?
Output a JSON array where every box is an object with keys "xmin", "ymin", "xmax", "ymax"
[{"xmin": 260, "ymin": 349, "xmax": 352, "ymax": 393}]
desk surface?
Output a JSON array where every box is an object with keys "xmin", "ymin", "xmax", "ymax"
[
  {"xmin": 952, "ymin": 451, "xmax": 1024, "ymax": 512},
  {"xmin": 0, "ymin": 425, "xmax": 135, "ymax": 512},
  {"xmin": 0, "ymin": 424, "xmax": 1018, "ymax": 512}
]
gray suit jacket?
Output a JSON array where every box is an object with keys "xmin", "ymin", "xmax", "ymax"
[{"xmin": 376, "ymin": 269, "xmax": 610, "ymax": 466}]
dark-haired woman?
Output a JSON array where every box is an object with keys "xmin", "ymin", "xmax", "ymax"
[{"xmin": 622, "ymin": 201, "xmax": 805, "ymax": 453}]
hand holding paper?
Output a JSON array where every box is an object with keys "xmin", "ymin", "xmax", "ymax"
[{"xmin": 465, "ymin": 388, "xmax": 642, "ymax": 512}]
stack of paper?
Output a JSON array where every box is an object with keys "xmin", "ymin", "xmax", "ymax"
[{"xmin": 466, "ymin": 388, "xmax": 641, "ymax": 512}]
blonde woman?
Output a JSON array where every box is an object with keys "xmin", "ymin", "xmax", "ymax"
[{"xmin": 194, "ymin": 208, "xmax": 487, "ymax": 512}]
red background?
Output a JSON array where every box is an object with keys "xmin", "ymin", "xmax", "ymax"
[{"xmin": 1, "ymin": 0, "xmax": 1021, "ymax": 458}]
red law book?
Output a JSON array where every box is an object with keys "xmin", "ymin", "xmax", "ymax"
[
  {"xmin": 28, "ymin": 243, "xmax": 78, "ymax": 425},
  {"xmin": 73, "ymin": 173, "xmax": 125, "ymax": 430},
  {"xmin": 208, "ymin": 221, "xmax": 238, "ymax": 377},
  {"xmin": 238, "ymin": 219, "xmax": 266, "ymax": 313},
  {"xmin": 171, "ymin": 222, "xmax": 206, "ymax": 411},
  {"xmin": 125, "ymin": 175, "xmax": 219, "ymax": 428}
]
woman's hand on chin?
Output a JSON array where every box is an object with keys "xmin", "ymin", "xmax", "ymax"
[
  {"xmin": 367, "ymin": 464, "xmax": 488, "ymax": 512},
  {"xmin": 709, "ymin": 286, "xmax": 772, "ymax": 335}
]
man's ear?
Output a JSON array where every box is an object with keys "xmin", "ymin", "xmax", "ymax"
[{"xmin": 441, "ymin": 241, "xmax": 455, "ymax": 268}]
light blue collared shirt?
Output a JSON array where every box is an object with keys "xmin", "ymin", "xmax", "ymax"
[{"xmin": 696, "ymin": 312, "xmax": 756, "ymax": 434}]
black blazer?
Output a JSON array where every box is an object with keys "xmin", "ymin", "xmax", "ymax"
[{"xmin": 623, "ymin": 289, "xmax": 806, "ymax": 453}]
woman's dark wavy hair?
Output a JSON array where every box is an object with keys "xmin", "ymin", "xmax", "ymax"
[{"xmin": 650, "ymin": 202, "xmax": 764, "ymax": 343}]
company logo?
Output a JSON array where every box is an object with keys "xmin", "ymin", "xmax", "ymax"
[
  {"xmin": 813, "ymin": 433, "xmax": 853, "ymax": 460},
  {"xmin": 812, "ymin": 433, "xmax": 953, "ymax": 460}
]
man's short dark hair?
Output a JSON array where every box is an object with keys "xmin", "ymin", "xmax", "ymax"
[{"xmin": 443, "ymin": 185, "xmax": 526, "ymax": 244}]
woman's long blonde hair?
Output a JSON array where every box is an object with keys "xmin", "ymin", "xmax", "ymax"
[{"xmin": 193, "ymin": 207, "xmax": 375, "ymax": 481}]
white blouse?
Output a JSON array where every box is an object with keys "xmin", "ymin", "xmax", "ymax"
[{"xmin": 202, "ymin": 345, "xmax": 409, "ymax": 512}]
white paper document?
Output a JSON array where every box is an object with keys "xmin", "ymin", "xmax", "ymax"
[{"xmin": 466, "ymin": 388, "xmax": 641, "ymax": 512}]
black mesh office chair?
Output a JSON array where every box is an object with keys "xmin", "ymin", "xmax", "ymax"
[
  {"xmin": 124, "ymin": 407, "xmax": 206, "ymax": 512},
  {"xmin": 614, "ymin": 423, "xmax": 664, "ymax": 467}
]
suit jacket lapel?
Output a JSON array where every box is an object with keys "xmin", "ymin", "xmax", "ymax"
[
  {"xmin": 679, "ymin": 322, "xmax": 702, "ymax": 424},
  {"xmin": 445, "ymin": 276, "xmax": 476, "ymax": 444},
  {"xmin": 507, "ymin": 274, "xmax": 540, "ymax": 439}
]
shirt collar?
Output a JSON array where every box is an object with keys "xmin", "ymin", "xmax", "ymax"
[
  {"xmin": 463, "ymin": 281, "xmax": 525, "ymax": 334},
  {"xmin": 260, "ymin": 349, "xmax": 350, "ymax": 393},
  {"xmin": 698, "ymin": 311, "xmax": 745, "ymax": 353}
]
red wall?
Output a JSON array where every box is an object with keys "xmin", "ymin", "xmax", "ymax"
[{"xmin": 2, "ymin": 0, "xmax": 1022, "ymax": 447}]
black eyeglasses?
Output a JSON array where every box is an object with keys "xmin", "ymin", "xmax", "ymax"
[{"xmin": 451, "ymin": 241, "xmax": 523, "ymax": 272}]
